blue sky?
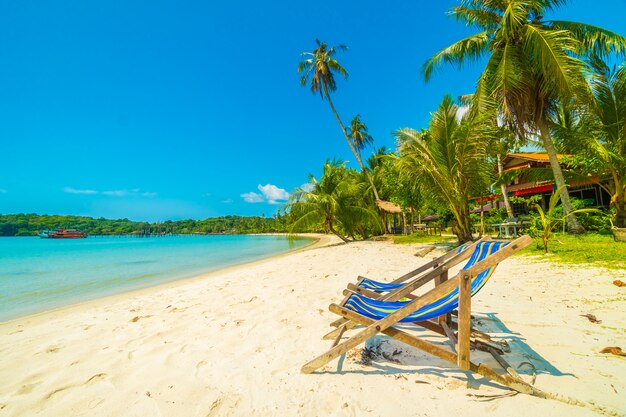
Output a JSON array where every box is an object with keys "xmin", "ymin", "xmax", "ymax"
[{"xmin": 1, "ymin": 1, "xmax": 625, "ymax": 221}]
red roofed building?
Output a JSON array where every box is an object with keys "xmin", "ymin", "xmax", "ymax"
[{"xmin": 499, "ymin": 153, "xmax": 610, "ymax": 214}]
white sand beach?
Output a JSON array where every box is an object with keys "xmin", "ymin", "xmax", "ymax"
[{"xmin": 1, "ymin": 236, "xmax": 625, "ymax": 416}]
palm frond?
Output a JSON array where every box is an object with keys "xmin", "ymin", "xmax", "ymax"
[
  {"xmin": 549, "ymin": 21, "xmax": 626, "ymax": 57},
  {"xmin": 449, "ymin": 6, "xmax": 500, "ymax": 30},
  {"xmin": 422, "ymin": 32, "xmax": 490, "ymax": 81},
  {"xmin": 523, "ymin": 25, "xmax": 585, "ymax": 96}
]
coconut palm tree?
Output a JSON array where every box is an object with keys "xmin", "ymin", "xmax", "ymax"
[
  {"xmin": 347, "ymin": 115, "xmax": 374, "ymax": 158},
  {"xmin": 298, "ymin": 40, "xmax": 381, "ymax": 200},
  {"xmin": 422, "ymin": 0, "xmax": 626, "ymax": 233},
  {"xmin": 552, "ymin": 58, "xmax": 626, "ymax": 227},
  {"xmin": 395, "ymin": 95, "xmax": 492, "ymax": 243},
  {"xmin": 288, "ymin": 160, "xmax": 381, "ymax": 242}
]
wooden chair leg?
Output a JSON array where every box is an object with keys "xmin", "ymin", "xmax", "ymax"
[
  {"xmin": 316, "ymin": 305, "xmax": 541, "ymax": 397},
  {"xmin": 457, "ymin": 272, "xmax": 472, "ymax": 370}
]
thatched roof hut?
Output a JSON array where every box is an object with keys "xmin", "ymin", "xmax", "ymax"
[{"xmin": 376, "ymin": 200, "xmax": 402, "ymax": 214}]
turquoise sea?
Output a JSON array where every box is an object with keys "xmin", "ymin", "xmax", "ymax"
[{"xmin": 0, "ymin": 235, "xmax": 313, "ymax": 322}]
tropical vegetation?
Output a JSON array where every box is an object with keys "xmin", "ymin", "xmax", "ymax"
[
  {"xmin": 422, "ymin": 0, "xmax": 626, "ymax": 233},
  {"xmin": 288, "ymin": 160, "xmax": 381, "ymax": 242},
  {"xmin": 293, "ymin": 1, "xmax": 626, "ymax": 248},
  {"xmin": 552, "ymin": 58, "xmax": 626, "ymax": 227},
  {"xmin": 395, "ymin": 95, "xmax": 492, "ymax": 242}
]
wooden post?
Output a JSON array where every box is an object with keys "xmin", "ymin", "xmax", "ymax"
[
  {"xmin": 435, "ymin": 270, "xmax": 450, "ymax": 326},
  {"xmin": 457, "ymin": 272, "xmax": 471, "ymax": 370}
]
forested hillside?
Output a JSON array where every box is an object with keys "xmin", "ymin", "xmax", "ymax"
[{"xmin": 0, "ymin": 213, "xmax": 303, "ymax": 236}]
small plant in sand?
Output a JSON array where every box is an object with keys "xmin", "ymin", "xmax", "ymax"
[{"xmin": 533, "ymin": 185, "xmax": 599, "ymax": 254}]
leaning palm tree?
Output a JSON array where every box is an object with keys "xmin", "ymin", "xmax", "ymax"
[
  {"xmin": 288, "ymin": 160, "xmax": 381, "ymax": 242},
  {"xmin": 395, "ymin": 95, "xmax": 492, "ymax": 243},
  {"xmin": 298, "ymin": 40, "xmax": 381, "ymax": 200},
  {"xmin": 423, "ymin": 0, "xmax": 626, "ymax": 233}
]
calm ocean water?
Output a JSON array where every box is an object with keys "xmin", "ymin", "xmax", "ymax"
[{"xmin": 0, "ymin": 235, "xmax": 313, "ymax": 322}]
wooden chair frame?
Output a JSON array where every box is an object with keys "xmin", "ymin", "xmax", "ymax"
[
  {"xmin": 302, "ymin": 235, "xmax": 548, "ymax": 397},
  {"xmin": 324, "ymin": 236, "xmax": 491, "ymax": 342}
]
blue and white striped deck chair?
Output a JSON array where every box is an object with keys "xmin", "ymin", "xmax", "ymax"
[
  {"xmin": 303, "ymin": 235, "xmax": 534, "ymax": 387},
  {"xmin": 344, "ymin": 240, "xmax": 508, "ymax": 323},
  {"xmin": 325, "ymin": 237, "xmax": 490, "ymax": 340}
]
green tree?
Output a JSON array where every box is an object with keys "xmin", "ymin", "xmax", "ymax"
[
  {"xmin": 347, "ymin": 115, "xmax": 374, "ymax": 159},
  {"xmin": 552, "ymin": 58, "xmax": 626, "ymax": 227},
  {"xmin": 298, "ymin": 40, "xmax": 381, "ymax": 200},
  {"xmin": 395, "ymin": 95, "xmax": 491, "ymax": 243},
  {"xmin": 288, "ymin": 160, "xmax": 381, "ymax": 242},
  {"xmin": 532, "ymin": 186, "xmax": 599, "ymax": 254},
  {"xmin": 423, "ymin": 0, "xmax": 626, "ymax": 233}
]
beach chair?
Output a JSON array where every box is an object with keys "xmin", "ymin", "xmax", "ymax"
[
  {"xmin": 303, "ymin": 235, "xmax": 545, "ymax": 397},
  {"xmin": 323, "ymin": 237, "xmax": 490, "ymax": 342}
]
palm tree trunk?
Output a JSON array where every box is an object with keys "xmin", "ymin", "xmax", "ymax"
[
  {"xmin": 497, "ymin": 154, "xmax": 514, "ymax": 217},
  {"xmin": 402, "ymin": 211, "xmax": 407, "ymax": 235},
  {"xmin": 608, "ymin": 169, "xmax": 626, "ymax": 228},
  {"xmin": 451, "ymin": 205, "xmax": 473, "ymax": 243},
  {"xmin": 323, "ymin": 85, "xmax": 381, "ymax": 200},
  {"xmin": 537, "ymin": 121, "xmax": 585, "ymax": 234},
  {"xmin": 328, "ymin": 223, "xmax": 350, "ymax": 243},
  {"xmin": 614, "ymin": 188, "xmax": 626, "ymax": 228}
]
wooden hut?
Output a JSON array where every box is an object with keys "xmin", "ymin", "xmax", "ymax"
[{"xmin": 376, "ymin": 200, "xmax": 407, "ymax": 235}]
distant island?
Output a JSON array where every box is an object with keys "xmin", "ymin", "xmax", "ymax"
[{"xmin": 0, "ymin": 213, "xmax": 297, "ymax": 236}]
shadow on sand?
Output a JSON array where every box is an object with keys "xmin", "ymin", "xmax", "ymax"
[{"xmin": 317, "ymin": 311, "xmax": 573, "ymax": 390}]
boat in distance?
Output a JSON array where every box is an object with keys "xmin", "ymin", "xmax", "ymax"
[{"xmin": 39, "ymin": 229, "xmax": 87, "ymax": 239}]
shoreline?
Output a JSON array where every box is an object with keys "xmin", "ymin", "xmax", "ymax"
[{"xmin": 0, "ymin": 233, "xmax": 332, "ymax": 326}]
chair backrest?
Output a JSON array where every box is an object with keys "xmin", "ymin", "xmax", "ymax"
[
  {"xmin": 461, "ymin": 240, "xmax": 508, "ymax": 296},
  {"xmin": 345, "ymin": 240, "xmax": 510, "ymax": 323},
  {"xmin": 359, "ymin": 243, "xmax": 473, "ymax": 291}
]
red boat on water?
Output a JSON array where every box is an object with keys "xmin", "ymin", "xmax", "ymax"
[{"xmin": 39, "ymin": 229, "xmax": 87, "ymax": 239}]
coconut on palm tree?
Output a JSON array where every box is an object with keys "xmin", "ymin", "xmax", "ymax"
[
  {"xmin": 423, "ymin": 0, "xmax": 626, "ymax": 233},
  {"xmin": 298, "ymin": 40, "xmax": 381, "ymax": 200}
]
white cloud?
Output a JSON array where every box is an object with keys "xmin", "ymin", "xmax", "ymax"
[
  {"xmin": 456, "ymin": 105, "xmax": 469, "ymax": 121},
  {"xmin": 257, "ymin": 184, "xmax": 289, "ymax": 204},
  {"xmin": 241, "ymin": 184, "xmax": 290, "ymax": 204},
  {"xmin": 240, "ymin": 192, "xmax": 264, "ymax": 203},
  {"xmin": 300, "ymin": 182, "xmax": 314, "ymax": 192},
  {"xmin": 63, "ymin": 187, "xmax": 156, "ymax": 197},
  {"xmin": 63, "ymin": 187, "xmax": 98, "ymax": 195},
  {"xmin": 102, "ymin": 190, "xmax": 128, "ymax": 197}
]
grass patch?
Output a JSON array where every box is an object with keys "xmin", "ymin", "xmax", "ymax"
[
  {"xmin": 392, "ymin": 232, "xmax": 625, "ymax": 270},
  {"xmin": 520, "ymin": 233, "xmax": 626, "ymax": 269},
  {"xmin": 392, "ymin": 233, "xmax": 457, "ymax": 245}
]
